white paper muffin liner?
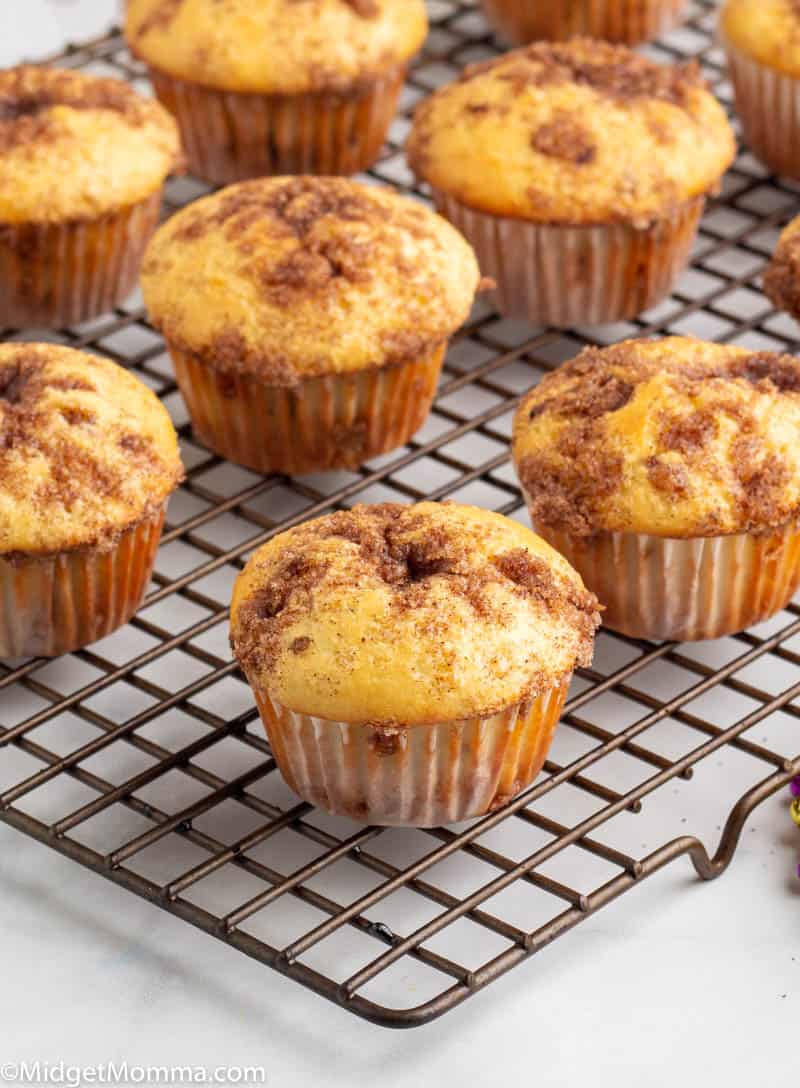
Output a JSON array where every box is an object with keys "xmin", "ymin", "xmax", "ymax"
[
  {"xmin": 431, "ymin": 191, "xmax": 704, "ymax": 327},
  {"xmin": 249, "ymin": 679, "xmax": 570, "ymax": 827},
  {"xmin": 0, "ymin": 505, "xmax": 165, "ymax": 659},
  {"xmin": 480, "ymin": 0, "xmax": 688, "ymax": 45},
  {"xmin": 721, "ymin": 35, "xmax": 800, "ymax": 180},
  {"xmin": 168, "ymin": 343, "xmax": 446, "ymax": 475},
  {"xmin": 535, "ymin": 521, "xmax": 800, "ymax": 642},
  {"xmin": 147, "ymin": 66, "xmax": 406, "ymax": 185},
  {"xmin": 0, "ymin": 190, "xmax": 163, "ymax": 329}
]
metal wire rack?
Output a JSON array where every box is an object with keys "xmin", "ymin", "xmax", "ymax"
[{"xmin": 1, "ymin": 0, "xmax": 799, "ymax": 1030}]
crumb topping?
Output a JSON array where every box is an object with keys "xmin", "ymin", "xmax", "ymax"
[
  {"xmin": 764, "ymin": 217, "xmax": 800, "ymax": 321},
  {"xmin": 230, "ymin": 502, "xmax": 599, "ymax": 724},
  {"xmin": 338, "ymin": 0, "xmax": 380, "ymax": 16},
  {"xmin": 0, "ymin": 66, "xmax": 181, "ymax": 224},
  {"xmin": 406, "ymin": 39, "xmax": 735, "ymax": 226},
  {"xmin": 141, "ymin": 178, "xmax": 481, "ymax": 383},
  {"xmin": 461, "ymin": 40, "xmax": 703, "ymax": 106},
  {"xmin": 126, "ymin": 0, "xmax": 427, "ymax": 96},
  {"xmin": 531, "ymin": 112, "xmax": 596, "ymax": 165},
  {"xmin": 130, "ymin": 0, "xmax": 185, "ymax": 38},
  {"xmin": 132, "ymin": 0, "xmax": 381, "ymax": 38},
  {"xmin": 514, "ymin": 337, "xmax": 800, "ymax": 538},
  {"xmin": 0, "ymin": 66, "xmax": 169, "ymax": 151},
  {"xmin": 0, "ymin": 343, "xmax": 183, "ymax": 557}
]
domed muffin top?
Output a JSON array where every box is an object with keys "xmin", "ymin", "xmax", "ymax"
[
  {"xmin": 763, "ymin": 214, "xmax": 800, "ymax": 320},
  {"xmin": 720, "ymin": 0, "xmax": 800, "ymax": 78},
  {"xmin": 407, "ymin": 39, "xmax": 735, "ymax": 226},
  {"xmin": 141, "ymin": 177, "xmax": 482, "ymax": 384},
  {"xmin": 0, "ymin": 343, "xmax": 183, "ymax": 557},
  {"xmin": 0, "ymin": 66, "xmax": 181, "ymax": 223},
  {"xmin": 231, "ymin": 502, "xmax": 600, "ymax": 724},
  {"xmin": 125, "ymin": 0, "xmax": 428, "ymax": 95},
  {"xmin": 513, "ymin": 337, "xmax": 800, "ymax": 539}
]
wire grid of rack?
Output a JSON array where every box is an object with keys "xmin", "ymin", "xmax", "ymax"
[{"xmin": 1, "ymin": 0, "xmax": 799, "ymax": 1030}]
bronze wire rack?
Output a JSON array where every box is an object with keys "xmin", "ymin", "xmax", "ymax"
[{"xmin": 1, "ymin": 0, "xmax": 799, "ymax": 1031}]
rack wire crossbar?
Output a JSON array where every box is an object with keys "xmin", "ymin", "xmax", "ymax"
[{"xmin": 1, "ymin": 0, "xmax": 798, "ymax": 1029}]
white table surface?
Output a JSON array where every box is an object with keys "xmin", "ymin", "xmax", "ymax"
[{"xmin": 0, "ymin": 3, "xmax": 797, "ymax": 1085}]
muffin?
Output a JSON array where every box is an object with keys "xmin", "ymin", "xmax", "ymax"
[
  {"xmin": 513, "ymin": 337, "xmax": 800, "ymax": 642},
  {"xmin": 125, "ymin": 0, "xmax": 427, "ymax": 185},
  {"xmin": 407, "ymin": 40, "xmax": 735, "ymax": 327},
  {"xmin": 0, "ymin": 65, "xmax": 181, "ymax": 328},
  {"xmin": 230, "ymin": 502, "xmax": 600, "ymax": 826},
  {"xmin": 0, "ymin": 343, "xmax": 183, "ymax": 658},
  {"xmin": 141, "ymin": 176, "xmax": 482, "ymax": 475},
  {"xmin": 763, "ymin": 215, "xmax": 800, "ymax": 319},
  {"xmin": 719, "ymin": 0, "xmax": 800, "ymax": 179},
  {"xmin": 480, "ymin": 0, "xmax": 688, "ymax": 46}
]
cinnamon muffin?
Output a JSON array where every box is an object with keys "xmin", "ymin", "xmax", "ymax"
[
  {"xmin": 407, "ymin": 40, "xmax": 735, "ymax": 327},
  {"xmin": 480, "ymin": 0, "xmax": 688, "ymax": 46},
  {"xmin": 0, "ymin": 65, "xmax": 181, "ymax": 328},
  {"xmin": 125, "ymin": 0, "xmax": 427, "ymax": 184},
  {"xmin": 763, "ymin": 215, "xmax": 800, "ymax": 320},
  {"xmin": 0, "ymin": 343, "xmax": 183, "ymax": 658},
  {"xmin": 720, "ymin": 0, "xmax": 800, "ymax": 179},
  {"xmin": 513, "ymin": 337, "xmax": 800, "ymax": 641},
  {"xmin": 230, "ymin": 502, "xmax": 600, "ymax": 826},
  {"xmin": 141, "ymin": 176, "xmax": 482, "ymax": 475}
]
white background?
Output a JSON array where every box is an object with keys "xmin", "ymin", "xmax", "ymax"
[{"xmin": 0, "ymin": 2, "xmax": 797, "ymax": 1085}]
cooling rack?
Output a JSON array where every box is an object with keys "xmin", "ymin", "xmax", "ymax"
[{"xmin": 1, "ymin": 0, "xmax": 799, "ymax": 1030}]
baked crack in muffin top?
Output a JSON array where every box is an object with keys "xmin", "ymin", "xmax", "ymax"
[
  {"xmin": 231, "ymin": 502, "xmax": 600, "ymax": 724},
  {"xmin": 513, "ymin": 337, "xmax": 800, "ymax": 538},
  {"xmin": 0, "ymin": 343, "xmax": 184, "ymax": 557},
  {"xmin": 141, "ymin": 177, "xmax": 482, "ymax": 384},
  {"xmin": 0, "ymin": 66, "xmax": 181, "ymax": 223},
  {"xmin": 407, "ymin": 38, "xmax": 735, "ymax": 226}
]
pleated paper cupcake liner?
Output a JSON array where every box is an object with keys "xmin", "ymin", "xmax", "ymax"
[
  {"xmin": 479, "ymin": 0, "xmax": 687, "ymax": 44},
  {"xmin": 147, "ymin": 67, "xmax": 406, "ymax": 184},
  {"xmin": 0, "ymin": 505, "xmax": 165, "ymax": 659},
  {"xmin": 722, "ymin": 36, "xmax": 800, "ymax": 180},
  {"xmin": 535, "ymin": 520, "xmax": 800, "ymax": 642},
  {"xmin": 431, "ymin": 191, "xmax": 704, "ymax": 327},
  {"xmin": 169, "ymin": 344, "xmax": 446, "ymax": 475},
  {"xmin": 250, "ymin": 679, "xmax": 570, "ymax": 827},
  {"xmin": 0, "ymin": 189, "xmax": 163, "ymax": 329}
]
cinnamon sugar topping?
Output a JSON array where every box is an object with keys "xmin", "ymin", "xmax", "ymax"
[
  {"xmin": 531, "ymin": 114, "xmax": 596, "ymax": 165},
  {"xmin": 460, "ymin": 40, "xmax": 703, "ymax": 108},
  {"xmin": 340, "ymin": 0, "xmax": 380, "ymax": 15},
  {"xmin": 141, "ymin": 177, "xmax": 481, "ymax": 384},
  {"xmin": 0, "ymin": 66, "xmax": 156, "ymax": 148},
  {"xmin": 514, "ymin": 338, "xmax": 800, "ymax": 538},
  {"xmin": 764, "ymin": 227, "xmax": 800, "ymax": 322},
  {"xmin": 131, "ymin": 0, "xmax": 185, "ymax": 38},
  {"xmin": 0, "ymin": 343, "xmax": 183, "ymax": 557},
  {"xmin": 231, "ymin": 503, "xmax": 600, "ymax": 711}
]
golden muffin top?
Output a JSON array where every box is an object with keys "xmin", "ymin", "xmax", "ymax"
[
  {"xmin": 763, "ymin": 215, "xmax": 800, "ymax": 320},
  {"xmin": 0, "ymin": 343, "xmax": 183, "ymax": 557},
  {"xmin": 126, "ymin": 0, "xmax": 428, "ymax": 94},
  {"xmin": 407, "ymin": 39, "xmax": 735, "ymax": 226},
  {"xmin": 0, "ymin": 66, "xmax": 181, "ymax": 223},
  {"xmin": 231, "ymin": 502, "xmax": 600, "ymax": 724},
  {"xmin": 141, "ymin": 177, "xmax": 482, "ymax": 383},
  {"xmin": 513, "ymin": 337, "xmax": 800, "ymax": 539},
  {"xmin": 720, "ymin": 0, "xmax": 800, "ymax": 77}
]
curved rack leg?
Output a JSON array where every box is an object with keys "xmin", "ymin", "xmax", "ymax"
[{"xmin": 660, "ymin": 760, "xmax": 800, "ymax": 882}]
